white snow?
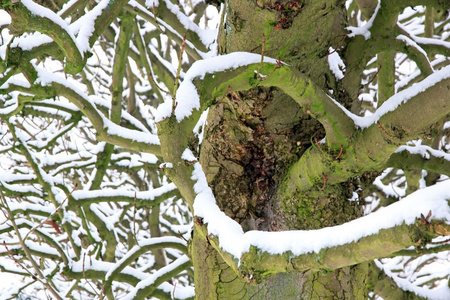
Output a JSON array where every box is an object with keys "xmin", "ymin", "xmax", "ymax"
[
  {"xmin": 327, "ymin": 47, "xmax": 346, "ymax": 80},
  {"xmin": 395, "ymin": 143, "xmax": 450, "ymax": 162},
  {"xmin": 181, "ymin": 149, "xmax": 197, "ymax": 162},
  {"xmin": 444, "ymin": 121, "xmax": 450, "ymax": 130},
  {"xmin": 346, "ymin": 0, "xmax": 380, "ymax": 40},
  {"xmin": 193, "ymin": 108, "xmax": 209, "ymax": 146},
  {"xmin": 155, "ymin": 52, "xmax": 278, "ymax": 122},
  {"xmin": 329, "ymin": 64, "xmax": 450, "ymax": 128},
  {"xmin": 122, "ymin": 255, "xmax": 191, "ymax": 300},
  {"xmin": 21, "ymin": 0, "xmax": 83, "ymax": 58},
  {"xmin": 31, "ymin": 66, "xmax": 161, "ymax": 146},
  {"xmin": 145, "ymin": 0, "xmax": 159, "ymax": 8},
  {"xmin": 70, "ymin": 0, "xmax": 112, "ymax": 53},
  {"xmin": 192, "ymin": 160, "xmax": 450, "ymax": 259},
  {"xmin": 161, "ymin": 0, "xmax": 217, "ymax": 48},
  {"xmin": 71, "ymin": 183, "xmax": 177, "ymax": 201},
  {"xmin": 396, "ymin": 34, "xmax": 432, "ymax": 71},
  {"xmin": 375, "ymin": 260, "xmax": 450, "ymax": 300},
  {"xmin": 105, "ymin": 237, "xmax": 187, "ymax": 281},
  {"xmin": 398, "ymin": 22, "xmax": 450, "ymax": 49},
  {"xmin": 128, "ymin": 1, "xmax": 213, "ymax": 59}
]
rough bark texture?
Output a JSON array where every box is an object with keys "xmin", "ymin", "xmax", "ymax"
[
  {"xmin": 187, "ymin": 0, "xmax": 450, "ymax": 298},
  {"xmin": 200, "ymin": 88, "xmax": 325, "ymax": 231},
  {"xmin": 193, "ymin": 0, "xmax": 377, "ymax": 298}
]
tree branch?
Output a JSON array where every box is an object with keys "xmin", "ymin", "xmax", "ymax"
[
  {"xmin": 387, "ymin": 146, "xmax": 450, "ymax": 178},
  {"xmin": 196, "ymin": 214, "xmax": 450, "ymax": 284},
  {"xmin": 103, "ymin": 237, "xmax": 188, "ymax": 298},
  {"xmin": 8, "ymin": 0, "xmax": 84, "ymax": 74}
]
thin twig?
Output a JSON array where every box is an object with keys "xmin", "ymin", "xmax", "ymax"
[
  {"xmin": 178, "ymin": 231, "xmax": 188, "ymax": 242},
  {"xmin": 367, "ymin": 65, "xmax": 382, "ymax": 85},
  {"xmin": 22, "ymin": 184, "xmax": 77, "ymax": 241},
  {"xmin": 314, "ymin": 137, "xmax": 324, "ymax": 152},
  {"xmin": 172, "ymin": 35, "xmax": 187, "ymax": 114},
  {"xmin": 319, "ymin": 174, "xmax": 327, "ymax": 191},
  {"xmin": 0, "ymin": 128, "xmax": 9, "ymax": 144},
  {"xmin": 377, "ymin": 121, "xmax": 394, "ymax": 138},
  {"xmin": 3, "ymin": 241, "xmax": 39, "ymax": 281},
  {"xmin": 335, "ymin": 145, "xmax": 343, "ymax": 160},
  {"xmin": 25, "ymin": 114, "xmax": 58, "ymax": 143},
  {"xmin": 0, "ymin": 188, "xmax": 63, "ymax": 300},
  {"xmin": 172, "ymin": 280, "xmax": 177, "ymax": 300},
  {"xmin": 132, "ymin": 21, "xmax": 170, "ymax": 96},
  {"xmin": 325, "ymin": 34, "xmax": 348, "ymax": 56},
  {"xmin": 83, "ymin": 253, "xmax": 101, "ymax": 298},
  {"xmin": 431, "ymin": 238, "xmax": 450, "ymax": 245},
  {"xmin": 249, "ymin": 43, "xmax": 262, "ymax": 53},
  {"xmin": 133, "ymin": 192, "xmax": 138, "ymax": 244}
]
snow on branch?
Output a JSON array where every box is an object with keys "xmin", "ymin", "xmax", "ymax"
[
  {"xmin": 192, "ymin": 158, "xmax": 450, "ymax": 260},
  {"xmin": 30, "ymin": 67, "xmax": 162, "ymax": 155},
  {"xmin": 375, "ymin": 260, "xmax": 450, "ymax": 300},
  {"xmin": 395, "ymin": 144, "xmax": 450, "ymax": 162},
  {"xmin": 66, "ymin": 254, "xmax": 192, "ymax": 299},
  {"xmin": 397, "ymin": 22, "xmax": 450, "ymax": 53},
  {"xmin": 346, "ymin": 0, "xmax": 380, "ymax": 40},
  {"xmin": 122, "ymin": 255, "xmax": 192, "ymax": 300},
  {"xmin": 396, "ymin": 34, "xmax": 434, "ymax": 76},
  {"xmin": 17, "ymin": 0, "xmax": 84, "ymax": 74},
  {"xmin": 155, "ymin": 52, "xmax": 278, "ymax": 122},
  {"xmin": 159, "ymin": 0, "xmax": 217, "ymax": 48},
  {"xmin": 126, "ymin": 0, "xmax": 208, "ymax": 60},
  {"xmin": 327, "ymin": 47, "xmax": 346, "ymax": 80},
  {"xmin": 329, "ymin": 64, "xmax": 450, "ymax": 129},
  {"xmin": 105, "ymin": 237, "xmax": 187, "ymax": 281},
  {"xmin": 71, "ymin": 183, "xmax": 178, "ymax": 206}
]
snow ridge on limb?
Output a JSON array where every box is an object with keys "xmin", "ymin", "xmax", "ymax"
[
  {"xmin": 388, "ymin": 144, "xmax": 450, "ymax": 178},
  {"xmin": 65, "ymin": 255, "xmax": 194, "ymax": 298},
  {"xmin": 103, "ymin": 237, "xmax": 188, "ymax": 298},
  {"xmin": 156, "ymin": 52, "xmax": 353, "ymax": 147},
  {"xmin": 191, "ymin": 158, "xmax": 450, "ymax": 277},
  {"xmin": 21, "ymin": 66, "xmax": 163, "ymax": 156},
  {"xmin": 328, "ymin": 64, "xmax": 450, "ymax": 129},
  {"xmin": 159, "ymin": 0, "xmax": 217, "ymax": 49},
  {"xmin": 126, "ymin": 0, "xmax": 209, "ymax": 60},
  {"xmin": 71, "ymin": 183, "xmax": 179, "ymax": 206},
  {"xmin": 155, "ymin": 52, "xmax": 279, "ymax": 122},
  {"xmin": 122, "ymin": 255, "xmax": 192, "ymax": 300},
  {"xmin": 375, "ymin": 260, "xmax": 450, "ymax": 300},
  {"xmin": 5, "ymin": 0, "xmax": 130, "ymax": 73},
  {"xmin": 11, "ymin": 0, "xmax": 84, "ymax": 74},
  {"xmin": 346, "ymin": 0, "xmax": 380, "ymax": 40}
]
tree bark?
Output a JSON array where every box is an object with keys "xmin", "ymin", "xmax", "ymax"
[
  {"xmin": 188, "ymin": 0, "xmax": 448, "ymax": 298},
  {"xmin": 193, "ymin": 0, "xmax": 376, "ymax": 298}
]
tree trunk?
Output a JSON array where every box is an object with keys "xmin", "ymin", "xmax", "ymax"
[{"xmin": 191, "ymin": 0, "xmax": 379, "ymax": 298}]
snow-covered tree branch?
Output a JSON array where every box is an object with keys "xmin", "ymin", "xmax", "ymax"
[{"xmin": 0, "ymin": 0, "xmax": 449, "ymax": 299}]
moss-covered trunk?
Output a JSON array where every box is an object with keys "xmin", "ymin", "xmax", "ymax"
[{"xmin": 190, "ymin": 0, "xmax": 378, "ymax": 298}]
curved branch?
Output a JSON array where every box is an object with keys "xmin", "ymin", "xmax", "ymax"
[
  {"xmin": 17, "ymin": 67, "xmax": 163, "ymax": 156},
  {"xmin": 103, "ymin": 237, "xmax": 188, "ymax": 298},
  {"xmin": 173, "ymin": 53, "xmax": 355, "ymax": 146},
  {"xmin": 8, "ymin": 0, "xmax": 84, "ymax": 74},
  {"xmin": 0, "ymin": 220, "xmax": 68, "ymax": 265},
  {"xmin": 395, "ymin": 27, "xmax": 434, "ymax": 76},
  {"xmin": 125, "ymin": 2, "xmax": 204, "ymax": 61},
  {"xmin": 3, "ymin": 0, "xmax": 130, "ymax": 74},
  {"xmin": 193, "ymin": 176, "xmax": 450, "ymax": 283},
  {"xmin": 123, "ymin": 255, "xmax": 192, "ymax": 300},
  {"xmin": 70, "ymin": 183, "xmax": 179, "ymax": 207},
  {"xmin": 388, "ymin": 145, "xmax": 450, "ymax": 177}
]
